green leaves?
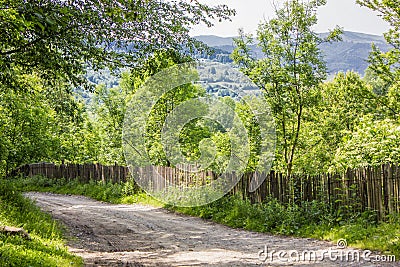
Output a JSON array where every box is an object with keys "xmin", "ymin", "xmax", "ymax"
[
  {"xmin": 357, "ymin": 0, "xmax": 400, "ymax": 109},
  {"xmin": 0, "ymin": 0, "xmax": 235, "ymax": 90},
  {"xmin": 0, "ymin": 0, "xmax": 236, "ymax": 174},
  {"xmin": 232, "ymin": 0, "xmax": 341, "ymax": 175},
  {"xmin": 0, "ymin": 74, "xmax": 56, "ymax": 175},
  {"xmin": 334, "ymin": 117, "xmax": 400, "ymax": 170},
  {"xmin": 0, "ymin": 70, "xmax": 96, "ymax": 176}
]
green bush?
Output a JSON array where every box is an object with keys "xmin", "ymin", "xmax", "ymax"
[{"xmin": 171, "ymin": 194, "xmax": 399, "ymax": 258}]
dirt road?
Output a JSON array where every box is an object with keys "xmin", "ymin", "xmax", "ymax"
[{"xmin": 25, "ymin": 192, "xmax": 398, "ymax": 267}]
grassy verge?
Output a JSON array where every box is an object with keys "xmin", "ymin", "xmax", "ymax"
[
  {"xmin": 11, "ymin": 175, "xmax": 400, "ymax": 259},
  {"xmin": 0, "ymin": 180, "xmax": 83, "ymax": 267},
  {"xmin": 171, "ymin": 195, "xmax": 400, "ymax": 259},
  {"xmin": 11, "ymin": 175, "xmax": 162, "ymax": 207}
]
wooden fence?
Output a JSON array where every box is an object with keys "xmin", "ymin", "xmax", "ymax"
[
  {"xmin": 11, "ymin": 162, "xmax": 130, "ymax": 184},
  {"xmin": 11, "ymin": 162, "xmax": 400, "ymax": 219}
]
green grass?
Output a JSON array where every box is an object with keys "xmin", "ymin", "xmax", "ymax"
[
  {"xmin": 12, "ymin": 175, "xmax": 162, "ymax": 206},
  {"xmin": 11, "ymin": 175, "xmax": 400, "ymax": 260},
  {"xmin": 0, "ymin": 180, "xmax": 83, "ymax": 267},
  {"xmin": 170, "ymin": 195, "xmax": 400, "ymax": 259}
]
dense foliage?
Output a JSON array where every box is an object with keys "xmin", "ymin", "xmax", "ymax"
[
  {"xmin": 0, "ymin": 0, "xmax": 234, "ymax": 89},
  {"xmin": 231, "ymin": 0, "xmax": 342, "ymax": 176},
  {"xmin": 357, "ymin": 0, "xmax": 400, "ymax": 91},
  {"xmin": 228, "ymin": 0, "xmax": 400, "ymax": 175},
  {"xmin": 2, "ymin": 0, "xmax": 399, "ymax": 177},
  {"xmin": 0, "ymin": 0, "xmax": 235, "ymax": 176},
  {"xmin": 0, "ymin": 74, "xmax": 94, "ymax": 176}
]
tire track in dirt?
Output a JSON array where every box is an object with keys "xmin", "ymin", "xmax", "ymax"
[{"xmin": 25, "ymin": 192, "xmax": 398, "ymax": 267}]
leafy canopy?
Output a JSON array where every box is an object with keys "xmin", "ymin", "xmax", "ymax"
[
  {"xmin": 0, "ymin": 0, "xmax": 235, "ymax": 89},
  {"xmin": 357, "ymin": 0, "xmax": 400, "ymax": 107},
  {"xmin": 232, "ymin": 0, "xmax": 342, "ymax": 175}
]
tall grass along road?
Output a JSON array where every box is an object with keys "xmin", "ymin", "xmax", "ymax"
[{"xmin": 25, "ymin": 192, "xmax": 398, "ymax": 266}]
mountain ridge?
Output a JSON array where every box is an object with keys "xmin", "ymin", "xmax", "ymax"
[{"xmin": 194, "ymin": 31, "xmax": 390, "ymax": 75}]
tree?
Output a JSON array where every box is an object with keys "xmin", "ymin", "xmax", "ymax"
[
  {"xmin": 364, "ymin": 67, "xmax": 389, "ymax": 96},
  {"xmin": 295, "ymin": 72, "xmax": 377, "ymax": 174},
  {"xmin": 357, "ymin": 0, "xmax": 400, "ymax": 116},
  {"xmin": 333, "ymin": 117, "xmax": 400, "ymax": 170},
  {"xmin": 0, "ymin": 0, "xmax": 235, "ymax": 90},
  {"xmin": 89, "ymin": 83, "xmax": 128, "ymax": 165},
  {"xmin": 90, "ymin": 49, "xmax": 207, "ymax": 166},
  {"xmin": 231, "ymin": 0, "xmax": 342, "ymax": 176},
  {"xmin": 0, "ymin": 74, "xmax": 72, "ymax": 175},
  {"xmin": 0, "ymin": 70, "xmax": 101, "ymax": 176}
]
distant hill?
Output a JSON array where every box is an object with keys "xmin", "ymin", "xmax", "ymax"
[
  {"xmin": 81, "ymin": 31, "xmax": 390, "ymax": 99},
  {"xmin": 195, "ymin": 31, "xmax": 390, "ymax": 75}
]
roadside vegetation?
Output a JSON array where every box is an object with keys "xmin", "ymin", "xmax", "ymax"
[{"xmin": 0, "ymin": 180, "xmax": 82, "ymax": 267}]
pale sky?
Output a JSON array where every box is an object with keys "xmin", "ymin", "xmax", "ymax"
[{"xmin": 190, "ymin": 0, "xmax": 390, "ymax": 37}]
